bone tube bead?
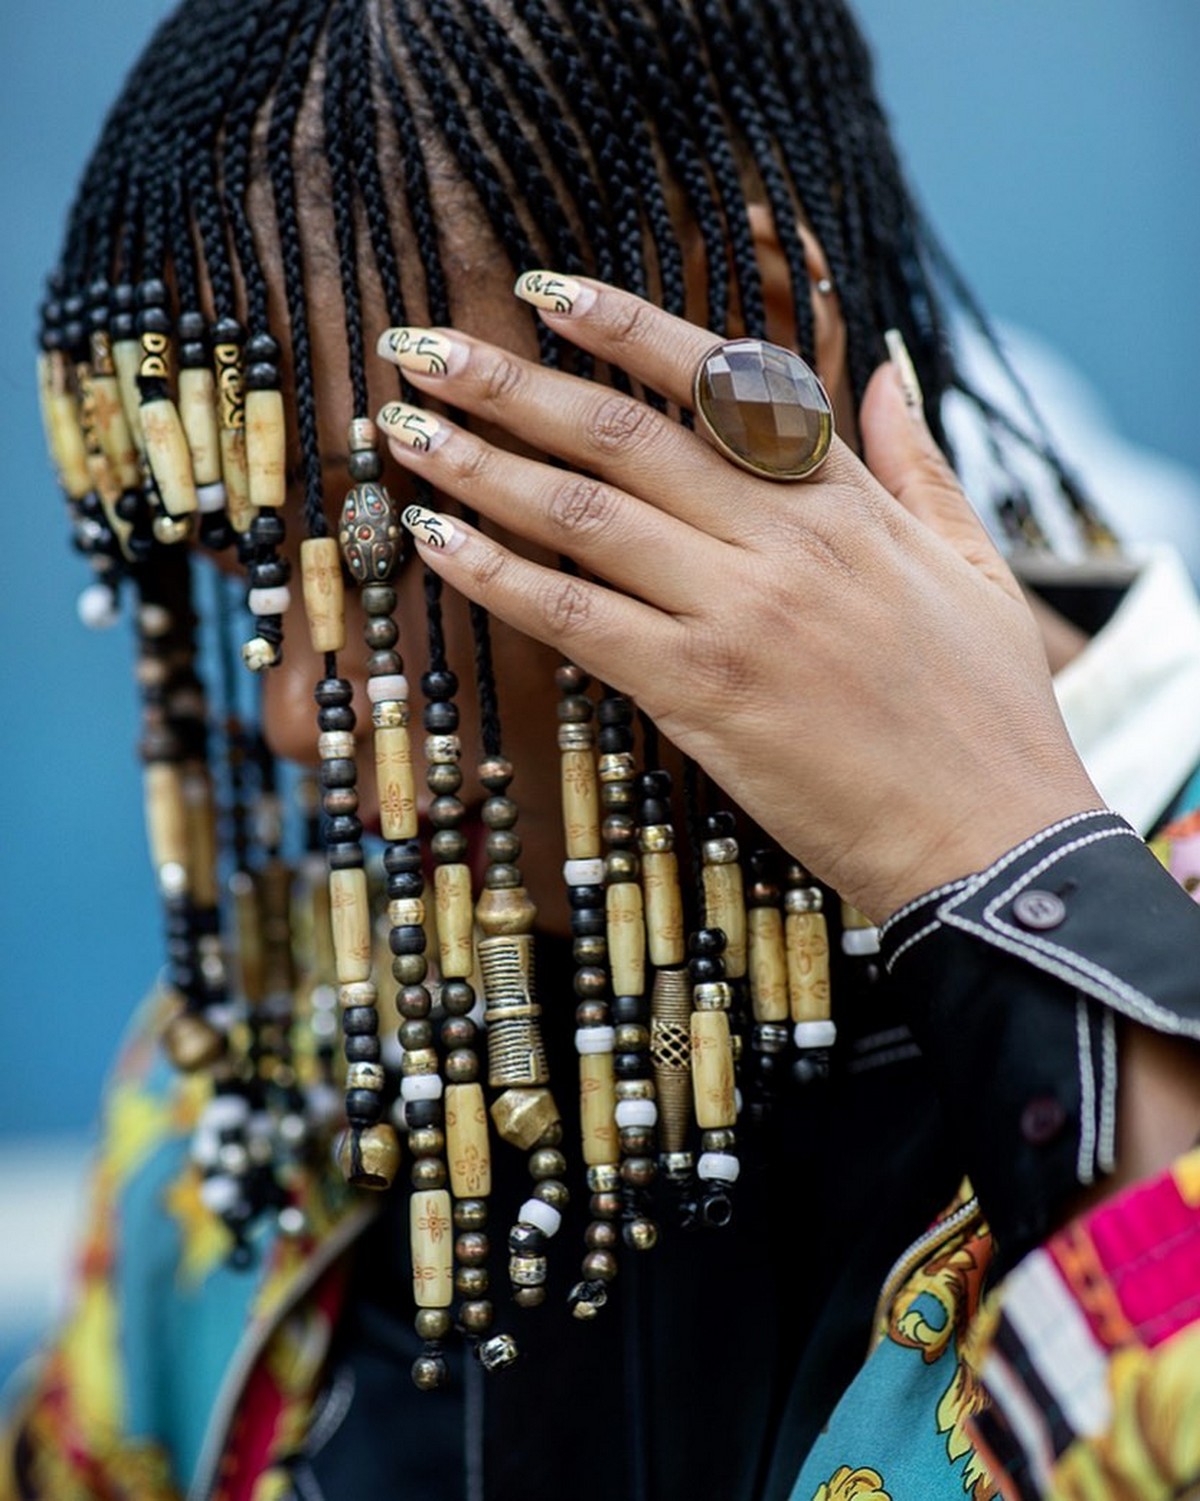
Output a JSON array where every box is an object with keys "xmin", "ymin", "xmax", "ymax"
[
  {"xmin": 410, "ymin": 1190, "xmax": 454, "ymax": 1308},
  {"xmin": 561, "ymin": 748, "xmax": 601, "ymax": 859},
  {"xmin": 375, "ymin": 724, "xmax": 417, "ymax": 841},
  {"xmin": 642, "ymin": 849, "xmax": 685, "ymax": 968},
  {"xmin": 748, "ymin": 906, "xmax": 789, "ymax": 1022},
  {"xmin": 38, "ymin": 357, "xmax": 91, "ymax": 500},
  {"xmin": 299, "ymin": 538, "xmax": 346, "ymax": 653},
  {"xmin": 445, "ymin": 1083, "xmax": 492, "ymax": 1197},
  {"xmin": 112, "ymin": 339, "xmax": 145, "ymax": 452},
  {"xmin": 144, "ymin": 763, "xmax": 188, "ymax": 880},
  {"xmin": 245, "ymin": 387, "xmax": 286, "ymax": 509},
  {"xmin": 690, "ymin": 1009, "xmax": 736, "ymax": 1129},
  {"xmin": 650, "ymin": 967, "xmax": 693, "ymax": 1154},
  {"xmin": 606, "ymin": 880, "xmax": 646, "ymax": 997},
  {"xmin": 579, "ymin": 1050, "xmax": 618, "ymax": 1166},
  {"xmin": 703, "ymin": 861, "xmax": 747, "ymax": 979},
  {"xmin": 91, "ymin": 372, "xmax": 139, "ymax": 490},
  {"xmin": 786, "ymin": 909, "xmax": 831, "ymax": 1023},
  {"xmin": 330, "ymin": 867, "xmax": 372, "ymax": 982},
  {"xmin": 141, "ymin": 398, "xmax": 198, "ymax": 516},
  {"xmin": 178, "ymin": 366, "xmax": 222, "ymax": 486},
  {"xmin": 183, "ymin": 769, "xmax": 219, "ymax": 910},
  {"xmin": 230, "ymin": 871, "xmax": 264, "ymax": 1005},
  {"xmin": 220, "ymin": 428, "xmax": 253, "ymax": 531},
  {"xmin": 435, "ymin": 863, "xmax": 474, "ymax": 979}
]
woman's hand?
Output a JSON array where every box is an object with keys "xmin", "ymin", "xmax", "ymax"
[{"xmin": 375, "ymin": 274, "xmax": 1101, "ymax": 921}]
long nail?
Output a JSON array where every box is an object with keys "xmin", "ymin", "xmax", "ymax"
[
  {"xmin": 884, "ymin": 328, "xmax": 924, "ymax": 417},
  {"xmin": 376, "ymin": 328, "xmax": 467, "ymax": 376},
  {"xmin": 400, "ymin": 503, "xmax": 464, "ymax": 553},
  {"xmin": 376, "ymin": 402, "xmax": 449, "ymax": 453},
  {"xmin": 513, "ymin": 270, "xmax": 596, "ymax": 316}
]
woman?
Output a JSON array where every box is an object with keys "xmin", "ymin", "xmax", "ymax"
[{"xmin": 9, "ymin": 1, "xmax": 1200, "ymax": 1498}]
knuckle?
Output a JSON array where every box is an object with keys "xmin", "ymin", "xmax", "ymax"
[
  {"xmin": 446, "ymin": 437, "xmax": 493, "ymax": 489},
  {"xmin": 478, "ymin": 352, "xmax": 525, "ymax": 406},
  {"xmin": 680, "ymin": 623, "xmax": 751, "ymax": 705},
  {"xmin": 537, "ymin": 575, "xmax": 593, "ymax": 638},
  {"xmin": 467, "ymin": 545, "xmax": 507, "ymax": 593},
  {"xmin": 547, "ymin": 475, "xmax": 619, "ymax": 538},
  {"xmin": 584, "ymin": 393, "xmax": 660, "ymax": 457},
  {"xmin": 606, "ymin": 297, "xmax": 656, "ymax": 350}
]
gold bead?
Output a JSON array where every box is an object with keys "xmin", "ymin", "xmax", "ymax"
[
  {"xmin": 459, "ymin": 1299, "xmax": 494, "ymax": 1334},
  {"xmin": 415, "ymin": 1307, "xmax": 451, "ymax": 1340},
  {"xmin": 623, "ymin": 1218, "xmax": 659, "ymax": 1252},
  {"xmin": 337, "ymin": 1123, "xmax": 401, "ymax": 1189},
  {"xmin": 489, "ymin": 1087, "xmax": 561, "ymax": 1151},
  {"xmin": 162, "ymin": 1011, "xmax": 226, "ymax": 1072}
]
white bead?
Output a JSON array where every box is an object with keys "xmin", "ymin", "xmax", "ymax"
[
  {"xmin": 77, "ymin": 583, "xmax": 119, "ymax": 630},
  {"xmin": 697, "ymin": 1151, "xmax": 741, "ymax": 1184},
  {"xmin": 734, "ymin": 1088, "xmax": 744, "ymax": 1116},
  {"xmin": 190, "ymin": 1128, "xmax": 220, "ymax": 1167},
  {"xmin": 199, "ymin": 1175, "xmax": 240, "ymax": 1214},
  {"xmin": 367, "ymin": 674, "xmax": 409, "ymax": 704},
  {"xmin": 563, "ymin": 858, "xmax": 605, "ymax": 887},
  {"xmin": 197, "ymin": 480, "xmax": 227, "ymax": 513},
  {"xmin": 247, "ymin": 585, "xmax": 292, "ymax": 616},
  {"xmin": 841, "ymin": 927, "xmax": 880, "ymax": 957},
  {"xmin": 575, "ymin": 1026, "xmax": 615, "ymax": 1055},
  {"xmin": 401, "ymin": 1073, "xmax": 444, "ymax": 1101},
  {"xmin": 615, "ymin": 1099, "xmax": 657, "ymax": 1129},
  {"xmin": 519, "ymin": 1199, "xmax": 562, "ymax": 1238},
  {"xmin": 203, "ymin": 1094, "xmax": 251, "ymax": 1130},
  {"xmin": 241, "ymin": 636, "xmax": 277, "ymax": 672},
  {"xmin": 794, "ymin": 1019, "xmax": 837, "ymax": 1049}
]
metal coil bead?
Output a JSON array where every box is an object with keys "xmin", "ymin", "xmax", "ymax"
[
  {"xmin": 480, "ymin": 935, "xmax": 549, "ymax": 1087},
  {"xmin": 650, "ymin": 966, "xmax": 694, "ymax": 1160}
]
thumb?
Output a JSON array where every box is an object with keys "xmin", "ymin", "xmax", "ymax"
[{"xmin": 860, "ymin": 337, "xmax": 1020, "ymax": 599}]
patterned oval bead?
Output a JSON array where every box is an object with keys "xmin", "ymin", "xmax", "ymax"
[{"xmin": 339, "ymin": 481, "xmax": 402, "ymax": 583}]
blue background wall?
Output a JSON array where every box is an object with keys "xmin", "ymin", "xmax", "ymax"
[{"xmin": 2, "ymin": 1, "xmax": 1199, "ymax": 1141}]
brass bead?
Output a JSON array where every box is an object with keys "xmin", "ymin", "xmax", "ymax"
[
  {"xmin": 153, "ymin": 513, "xmax": 192, "ymax": 546},
  {"xmin": 619, "ymin": 1126, "xmax": 655, "ymax": 1156},
  {"xmin": 444, "ymin": 1048, "xmax": 478, "ymax": 1083},
  {"xmin": 623, "ymin": 1218, "xmax": 659, "ymax": 1252},
  {"xmin": 459, "ymin": 1299, "xmax": 494, "ymax": 1334},
  {"xmin": 162, "ymin": 1011, "xmax": 227, "ymax": 1072},
  {"xmin": 407, "ymin": 1127, "xmax": 445, "ymax": 1158},
  {"xmin": 337, "ymin": 1123, "xmax": 401, "ymax": 1189},
  {"xmin": 585, "ymin": 1220, "xmax": 619, "ymax": 1250},
  {"xmin": 582, "ymin": 1249, "xmax": 618, "ymax": 1283},
  {"xmin": 455, "ymin": 1266, "xmax": 489, "ymax": 1297},
  {"xmin": 587, "ymin": 1164, "xmax": 620, "ymax": 1192},
  {"xmin": 415, "ymin": 1307, "xmax": 452, "ymax": 1340},
  {"xmin": 456, "ymin": 1231, "xmax": 489, "ymax": 1266},
  {"xmin": 529, "ymin": 1148, "xmax": 567, "ymax": 1180},
  {"xmin": 620, "ymin": 1156, "xmax": 656, "ymax": 1189},
  {"xmin": 489, "ymin": 1087, "xmax": 561, "ymax": 1151},
  {"xmin": 410, "ymin": 1155, "xmax": 446, "ymax": 1191},
  {"xmin": 605, "ymin": 849, "xmax": 638, "ymax": 881},
  {"xmin": 402, "ymin": 1047, "xmax": 439, "ymax": 1077},
  {"xmin": 701, "ymin": 1127, "xmax": 737, "ymax": 1151},
  {"xmin": 615, "ymin": 1023, "xmax": 650, "ymax": 1051},
  {"xmin": 400, "ymin": 1020, "xmax": 435, "ymax": 1051},
  {"xmin": 615, "ymin": 1079, "xmax": 655, "ymax": 1100},
  {"xmin": 575, "ymin": 1000, "xmax": 608, "ymax": 1027},
  {"xmin": 412, "ymin": 1354, "xmax": 449, "ymax": 1391},
  {"xmin": 514, "ymin": 1285, "xmax": 546, "ymax": 1309},
  {"xmin": 453, "ymin": 1198, "xmax": 487, "ymax": 1230},
  {"xmin": 478, "ymin": 756, "xmax": 514, "ymax": 789},
  {"xmin": 533, "ymin": 1179, "xmax": 569, "ymax": 1211},
  {"xmin": 590, "ymin": 1191, "xmax": 621, "ymax": 1219}
]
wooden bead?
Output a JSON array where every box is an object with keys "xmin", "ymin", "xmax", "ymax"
[
  {"xmin": 410, "ymin": 1190, "xmax": 454, "ymax": 1308},
  {"xmin": 703, "ymin": 861, "xmax": 747, "ymax": 979},
  {"xmin": 690, "ymin": 1008, "xmax": 736, "ymax": 1129},
  {"xmin": 435, "ymin": 863, "xmax": 474, "ymax": 979},
  {"xmin": 330, "ymin": 867, "xmax": 372, "ymax": 982},
  {"xmin": 245, "ymin": 387, "xmax": 286, "ymax": 508},
  {"xmin": 375, "ymin": 724, "xmax": 417, "ymax": 842},
  {"xmin": 561, "ymin": 748, "xmax": 601, "ymax": 860},
  {"xmin": 490, "ymin": 1086, "xmax": 560, "ymax": 1151},
  {"xmin": 606, "ymin": 880, "xmax": 646, "ymax": 997},
  {"xmin": 144, "ymin": 762, "xmax": 188, "ymax": 879},
  {"xmin": 748, "ymin": 906, "xmax": 789, "ymax": 1022},
  {"xmin": 642, "ymin": 849, "xmax": 685, "ymax": 968},
  {"xmin": 786, "ymin": 910, "xmax": 831, "ymax": 1023},
  {"xmin": 37, "ymin": 354, "xmax": 90, "ymax": 500},
  {"xmin": 90, "ymin": 372, "xmax": 139, "ymax": 491},
  {"xmin": 178, "ymin": 366, "xmax": 222, "ymax": 486},
  {"xmin": 445, "ymin": 1083, "xmax": 492, "ymax": 1197},
  {"xmin": 112, "ymin": 339, "xmax": 145, "ymax": 453},
  {"xmin": 141, "ymin": 397, "xmax": 199, "ymax": 516},
  {"xmin": 299, "ymin": 538, "xmax": 346, "ymax": 653},
  {"xmin": 579, "ymin": 1049, "xmax": 618, "ymax": 1167},
  {"xmin": 219, "ymin": 427, "xmax": 253, "ymax": 531}
]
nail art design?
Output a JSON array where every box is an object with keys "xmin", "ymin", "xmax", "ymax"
[
  {"xmin": 513, "ymin": 270, "xmax": 596, "ymax": 316},
  {"xmin": 884, "ymin": 328, "xmax": 924, "ymax": 415},
  {"xmin": 377, "ymin": 328, "xmax": 463, "ymax": 376},
  {"xmin": 400, "ymin": 503, "xmax": 461, "ymax": 552},
  {"xmin": 376, "ymin": 402, "xmax": 447, "ymax": 453}
]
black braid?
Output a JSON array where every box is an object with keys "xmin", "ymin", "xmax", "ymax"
[{"xmin": 324, "ymin": 0, "xmax": 371, "ymax": 418}]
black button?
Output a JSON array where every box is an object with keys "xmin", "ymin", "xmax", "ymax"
[
  {"xmin": 1012, "ymin": 889, "xmax": 1067, "ymax": 931},
  {"xmin": 1020, "ymin": 1095, "xmax": 1067, "ymax": 1145}
]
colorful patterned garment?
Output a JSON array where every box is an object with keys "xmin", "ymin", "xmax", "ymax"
[{"xmin": 5, "ymin": 799, "xmax": 1199, "ymax": 1501}]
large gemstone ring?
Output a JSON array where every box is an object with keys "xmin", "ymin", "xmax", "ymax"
[{"xmin": 692, "ymin": 338, "xmax": 834, "ymax": 481}]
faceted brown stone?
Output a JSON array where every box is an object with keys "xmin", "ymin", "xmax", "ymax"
[{"xmin": 693, "ymin": 338, "xmax": 833, "ymax": 480}]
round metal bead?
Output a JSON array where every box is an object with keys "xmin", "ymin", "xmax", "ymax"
[
  {"xmin": 415, "ymin": 1308, "xmax": 452, "ymax": 1340},
  {"xmin": 407, "ymin": 1127, "xmax": 445, "ymax": 1157},
  {"xmin": 554, "ymin": 663, "xmax": 589, "ymax": 692},
  {"xmin": 585, "ymin": 1220, "xmax": 619, "ymax": 1250},
  {"xmin": 623, "ymin": 1218, "xmax": 659, "ymax": 1252},
  {"xmin": 410, "ymin": 1157, "xmax": 446, "ymax": 1189},
  {"xmin": 444, "ymin": 1049, "xmax": 478, "ymax": 1083},
  {"xmin": 620, "ymin": 1156, "xmax": 656, "ymax": 1189},
  {"xmin": 514, "ymin": 1286, "xmax": 546, "ymax": 1309},
  {"xmin": 533, "ymin": 1179, "xmax": 569, "ymax": 1211},
  {"xmin": 459, "ymin": 1300, "xmax": 494, "ymax": 1334},
  {"xmin": 575, "ymin": 1001, "xmax": 608, "ymax": 1028},
  {"xmin": 391, "ymin": 954, "xmax": 427, "ymax": 985},
  {"xmin": 399, "ymin": 1020, "xmax": 434, "ymax": 1050},
  {"xmin": 480, "ymin": 796, "xmax": 517, "ymax": 830},
  {"xmin": 440, "ymin": 1016, "xmax": 477, "ymax": 1049},
  {"xmin": 456, "ymin": 1231, "xmax": 489, "ymax": 1266},
  {"xmin": 456, "ymin": 1266, "xmax": 489, "ymax": 1297},
  {"xmin": 529, "ymin": 1148, "xmax": 567, "ymax": 1181},
  {"xmin": 478, "ymin": 756, "xmax": 513, "ymax": 791},
  {"xmin": 412, "ymin": 1354, "xmax": 449, "ymax": 1391},
  {"xmin": 440, "ymin": 980, "xmax": 475, "ymax": 1015},
  {"xmin": 395, "ymin": 985, "xmax": 431, "ymax": 1019},
  {"xmin": 582, "ymin": 1249, "xmax": 618, "ymax": 1283}
]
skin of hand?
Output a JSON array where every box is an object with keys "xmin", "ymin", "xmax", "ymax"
[{"xmin": 375, "ymin": 274, "xmax": 1103, "ymax": 924}]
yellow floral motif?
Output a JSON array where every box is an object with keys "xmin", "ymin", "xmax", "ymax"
[
  {"xmin": 1048, "ymin": 1324, "xmax": 1200, "ymax": 1501},
  {"xmin": 164, "ymin": 1167, "xmax": 233, "ymax": 1288},
  {"xmin": 812, "ymin": 1464, "xmax": 892, "ymax": 1501}
]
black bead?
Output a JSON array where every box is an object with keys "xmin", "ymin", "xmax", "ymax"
[
  {"xmin": 199, "ymin": 514, "xmax": 234, "ymax": 552},
  {"xmin": 704, "ymin": 811, "xmax": 737, "ymax": 839},
  {"xmin": 613, "ymin": 1052, "xmax": 644, "ymax": 1079},
  {"xmin": 611, "ymin": 995, "xmax": 644, "ymax": 1024},
  {"xmin": 689, "ymin": 928, "xmax": 726, "ymax": 957},
  {"xmin": 421, "ymin": 669, "xmax": 458, "ymax": 699},
  {"xmin": 423, "ymin": 701, "xmax": 458, "ymax": 733},
  {"xmin": 570, "ymin": 911, "xmax": 606, "ymax": 938},
  {"xmin": 383, "ymin": 840, "xmax": 422, "ymax": 874},
  {"xmin": 388, "ymin": 926, "xmax": 426, "ymax": 956},
  {"xmin": 325, "ymin": 815, "xmax": 363, "ymax": 846},
  {"xmin": 386, "ymin": 871, "xmax": 424, "ymax": 900},
  {"xmin": 250, "ymin": 513, "xmax": 285, "ymax": 548},
  {"xmin": 315, "ymin": 677, "xmax": 354, "ymax": 708},
  {"xmin": 361, "ymin": 584, "xmax": 397, "ymax": 616},
  {"xmin": 136, "ymin": 278, "xmax": 169, "ymax": 308},
  {"xmin": 249, "ymin": 558, "xmax": 290, "ymax": 588},
  {"xmin": 327, "ymin": 843, "xmax": 365, "ymax": 870},
  {"xmin": 568, "ymin": 884, "xmax": 605, "ymax": 910},
  {"xmin": 597, "ymin": 696, "xmax": 632, "ymax": 726},
  {"xmin": 177, "ymin": 310, "xmax": 206, "ymax": 341},
  {"xmin": 344, "ymin": 1034, "xmax": 381, "ymax": 1063},
  {"xmin": 319, "ymin": 758, "xmax": 357, "ymax": 789},
  {"xmin": 597, "ymin": 727, "xmax": 627, "ymax": 754},
  {"xmin": 345, "ymin": 1089, "xmax": 382, "ymax": 1123},
  {"xmin": 138, "ymin": 306, "xmax": 171, "ymax": 336},
  {"xmin": 687, "ymin": 956, "xmax": 722, "ymax": 983},
  {"xmin": 317, "ymin": 707, "xmax": 355, "ymax": 733},
  {"xmin": 405, "ymin": 1099, "xmax": 440, "ymax": 1130},
  {"xmin": 245, "ymin": 332, "xmax": 280, "ymax": 362},
  {"xmin": 343, "ymin": 1006, "xmax": 379, "ymax": 1035},
  {"xmin": 211, "ymin": 315, "xmax": 242, "ymax": 344},
  {"xmin": 509, "ymin": 1223, "xmax": 546, "ymax": 1254}
]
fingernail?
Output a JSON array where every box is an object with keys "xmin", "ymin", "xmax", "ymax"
[
  {"xmin": 376, "ymin": 402, "xmax": 449, "ymax": 453},
  {"xmin": 884, "ymin": 328, "xmax": 924, "ymax": 418},
  {"xmin": 376, "ymin": 327, "xmax": 467, "ymax": 376},
  {"xmin": 400, "ymin": 502, "xmax": 464, "ymax": 553},
  {"xmin": 513, "ymin": 270, "xmax": 596, "ymax": 316}
]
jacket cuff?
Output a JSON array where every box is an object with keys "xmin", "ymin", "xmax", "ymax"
[{"xmin": 879, "ymin": 809, "xmax": 1200, "ymax": 1264}]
